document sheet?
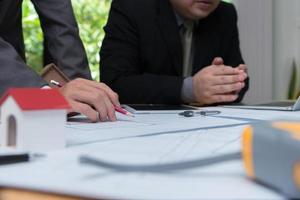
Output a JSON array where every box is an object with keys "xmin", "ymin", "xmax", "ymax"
[{"xmin": 0, "ymin": 108, "xmax": 293, "ymax": 199}]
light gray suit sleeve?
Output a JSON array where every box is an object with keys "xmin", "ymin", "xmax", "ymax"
[
  {"xmin": 0, "ymin": 37, "xmax": 46, "ymax": 96},
  {"xmin": 31, "ymin": 0, "xmax": 92, "ymax": 80}
]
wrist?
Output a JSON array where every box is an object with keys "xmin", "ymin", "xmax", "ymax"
[{"xmin": 181, "ymin": 77, "xmax": 196, "ymax": 103}]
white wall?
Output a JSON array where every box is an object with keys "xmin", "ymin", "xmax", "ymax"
[
  {"xmin": 273, "ymin": 0, "xmax": 300, "ymax": 99},
  {"xmin": 233, "ymin": 0, "xmax": 273, "ymax": 104},
  {"xmin": 234, "ymin": 0, "xmax": 300, "ymax": 103}
]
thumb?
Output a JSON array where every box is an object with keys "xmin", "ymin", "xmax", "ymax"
[
  {"xmin": 212, "ymin": 57, "xmax": 224, "ymax": 66},
  {"xmin": 237, "ymin": 64, "xmax": 247, "ymax": 72}
]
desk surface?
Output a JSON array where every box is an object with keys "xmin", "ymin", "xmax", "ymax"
[
  {"xmin": 0, "ymin": 188, "xmax": 81, "ymax": 200},
  {"xmin": 1, "ymin": 107, "xmax": 299, "ymax": 199}
]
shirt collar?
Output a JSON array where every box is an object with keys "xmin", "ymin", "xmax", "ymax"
[
  {"xmin": 173, "ymin": 10, "xmax": 198, "ymax": 27},
  {"xmin": 174, "ymin": 10, "xmax": 185, "ymax": 27}
]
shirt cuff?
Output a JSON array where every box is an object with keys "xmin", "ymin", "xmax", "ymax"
[
  {"xmin": 41, "ymin": 85, "xmax": 51, "ymax": 89},
  {"xmin": 181, "ymin": 76, "xmax": 196, "ymax": 103}
]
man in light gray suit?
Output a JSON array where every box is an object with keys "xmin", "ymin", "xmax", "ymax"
[
  {"xmin": 0, "ymin": 37, "xmax": 46, "ymax": 91},
  {"xmin": 0, "ymin": 38, "xmax": 120, "ymax": 122},
  {"xmin": 0, "ymin": 0, "xmax": 120, "ymax": 122}
]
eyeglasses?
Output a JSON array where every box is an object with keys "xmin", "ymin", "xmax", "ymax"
[{"xmin": 178, "ymin": 110, "xmax": 221, "ymax": 117}]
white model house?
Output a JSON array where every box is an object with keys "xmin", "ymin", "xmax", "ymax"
[{"xmin": 0, "ymin": 88, "xmax": 70, "ymax": 152}]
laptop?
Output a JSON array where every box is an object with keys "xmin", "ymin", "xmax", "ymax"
[{"xmin": 223, "ymin": 96, "xmax": 300, "ymax": 111}]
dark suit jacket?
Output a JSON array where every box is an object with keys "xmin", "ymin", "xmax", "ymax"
[
  {"xmin": 0, "ymin": 0, "xmax": 92, "ymax": 80},
  {"xmin": 100, "ymin": 0, "xmax": 249, "ymax": 104},
  {"xmin": 0, "ymin": 37, "xmax": 46, "ymax": 95}
]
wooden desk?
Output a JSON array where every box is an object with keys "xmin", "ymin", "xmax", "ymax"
[{"xmin": 0, "ymin": 188, "xmax": 83, "ymax": 200}]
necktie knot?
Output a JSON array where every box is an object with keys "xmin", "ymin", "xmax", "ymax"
[{"xmin": 183, "ymin": 21, "xmax": 194, "ymax": 33}]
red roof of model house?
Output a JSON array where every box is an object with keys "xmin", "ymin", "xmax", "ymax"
[{"xmin": 0, "ymin": 88, "xmax": 70, "ymax": 111}]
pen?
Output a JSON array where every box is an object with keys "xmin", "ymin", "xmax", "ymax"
[
  {"xmin": 50, "ymin": 80, "xmax": 63, "ymax": 87},
  {"xmin": 179, "ymin": 110, "xmax": 221, "ymax": 117},
  {"xmin": 50, "ymin": 79, "xmax": 134, "ymax": 117},
  {"xmin": 0, "ymin": 153, "xmax": 29, "ymax": 165},
  {"xmin": 0, "ymin": 153, "xmax": 45, "ymax": 165},
  {"xmin": 115, "ymin": 106, "xmax": 135, "ymax": 117}
]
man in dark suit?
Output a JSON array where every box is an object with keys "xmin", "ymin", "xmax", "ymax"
[
  {"xmin": 0, "ymin": 0, "xmax": 91, "ymax": 80},
  {"xmin": 100, "ymin": 0, "xmax": 249, "ymax": 105}
]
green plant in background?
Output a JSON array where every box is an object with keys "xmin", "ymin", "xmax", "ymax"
[
  {"xmin": 72, "ymin": 0, "xmax": 111, "ymax": 80},
  {"xmin": 288, "ymin": 60, "xmax": 300, "ymax": 100},
  {"xmin": 22, "ymin": 0, "xmax": 111, "ymax": 80},
  {"xmin": 22, "ymin": 1, "xmax": 43, "ymax": 73}
]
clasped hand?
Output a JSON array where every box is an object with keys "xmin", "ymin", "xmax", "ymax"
[{"xmin": 192, "ymin": 57, "xmax": 248, "ymax": 105}]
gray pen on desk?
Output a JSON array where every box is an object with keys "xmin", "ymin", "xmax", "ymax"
[
  {"xmin": 0, "ymin": 153, "xmax": 45, "ymax": 165},
  {"xmin": 179, "ymin": 110, "xmax": 221, "ymax": 117}
]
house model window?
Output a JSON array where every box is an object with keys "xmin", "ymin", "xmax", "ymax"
[{"xmin": 7, "ymin": 115, "xmax": 17, "ymax": 147}]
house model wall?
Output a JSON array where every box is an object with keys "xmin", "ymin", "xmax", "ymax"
[{"xmin": 0, "ymin": 88, "xmax": 70, "ymax": 152}]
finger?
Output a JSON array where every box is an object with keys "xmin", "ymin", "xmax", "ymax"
[
  {"xmin": 211, "ymin": 82, "xmax": 245, "ymax": 95},
  {"xmin": 96, "ymin": 103, "xmax": 108, "ymax": 122},
  {"xmin": 95, "ymin": 83, "xmax": 120, "ymax": 107},
  {"xmin": 61, "ymin": 80, "xmax": 117, "ymax": 122},
  {"xmin": 211, "ymin": 74, "xmax": 247, "ymax": 85},
  {"xmin": 210, "ymin": 94, "xmax": 239, "ymax": 103},
  {"xmin": 83, "ymin": 90, "xmax": 110, "ymax": 122},
  {"xmin": 70, "ymin": 100, "xmax": 99, "ymax": 122},
  {"xmin": 212, "ymin": 66, "xmax": 241, "ymax": 76},
  {"xmin": 65, "ymin": 82, "xmax": 111, "ymax": 107},
  {"xmin": 237, "ymin": 64, "xmax": 247, "ymax": 71},
  {"xmin": 237, "ymin": 64, "xmax": 248, "ymax": 76},
  {"xmin": 212, "ymin": 57, "xmax": 224, "ymax": 66},
  {"xmin": 68, "ymin": 89, "xmax": 108, "ymax": 121},
  {"xmin": 103, "ymin": 96, "xmax": 117, "ymax": 122},
  {"xmin": 77, "ymin": 89, "xmax": 116, "ymax": 122},
  {"xmin": 76, "ymin": 79, "xmax": 120, "ymax": 106},
  {"xmin": 96, "ymin": 91, "xmax": 116, "ymax": 122}
]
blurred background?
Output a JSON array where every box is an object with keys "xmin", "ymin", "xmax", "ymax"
[
  {"xmin": 22, "ymin": 0, "xmax": 111, "ymax": 81},
  {"xmin": 22, "ymin": 0, "xmax": 300, "ymax": 103}
]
